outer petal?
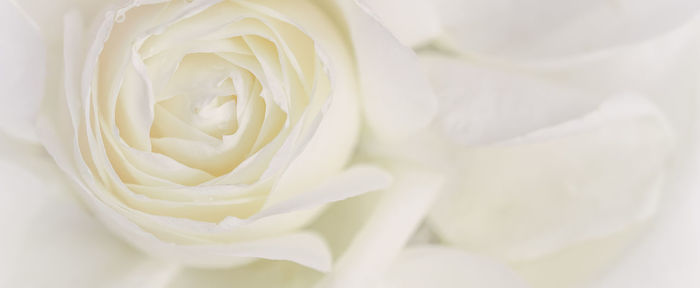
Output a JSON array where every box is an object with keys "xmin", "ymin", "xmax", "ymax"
[
  {"xmin": 336, "ymin": 0, "xmax": 438, "ymax": 140},
  {"xmin": 429, "ymin": 95, "xmax": 675, "ymax": 261},
  {"xmin": 378, "ymin": 246, "xmax": 529, "ymax": 288},
  {"xmin": 429, "ymin": 0, "xmax": 700, "ymax": 60},
  {"xmin": 584, "ymin": 51, "xmax": 700, "ymax": 288},
  {"xmin": 429, "ymin": 15, "xmax": 700, "ymax": 287},
  {"xmin": 161, "ymin": 166, "xmax": 395, "ymax": 288},
  {"xmin": 420, "ymin": 54, "xmax": 602, "ymax": 145},
  {"xmin": 316, "ymin": 165, "xmax": 444, "ymax": 288},
  {"xmin": 167, "ymin": 261, "xmax": 321, "ymax": 288},
  {"xmin": 355, "ymin": 0, "xmax": 441, "ymax": 47},
  {"xmin": 0, "ymin": 0, "xmax": 45, "ymax": 141},
  {"xmin": 516, "ymin": 14, "xmax": 700, "ymax": 140},
  {"xmin": 588, "ymin": 143, "xmax": 700, "ymax": 287},
  {"xmin": 1, "ymin": 3, "xmax": 172, "ymax": 287},
  {"xmin": 16, "ymin": 0, "xmax": 116, "ymax": 44},
  {"xmin": 0, "ymin": 133, "xmax": 161, "ymax": 288}
]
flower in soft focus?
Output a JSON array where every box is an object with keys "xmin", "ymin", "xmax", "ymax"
[
  {"xmin": 2, "ymin": 0, "xmax": 700, "ymax": 287},
  {"xmin": 1, "ymin": 0, "xmax": 443, "ymax": 286},
  {"xmin": 38, "ymin": 0, "xmax": 387, "ymax": 270}
]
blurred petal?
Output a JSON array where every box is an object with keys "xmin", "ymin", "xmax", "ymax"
[
  {"xmin": 107, "ymin": 261, "xmax": 180, "ymax": 288},
  {"xmin": 589, "ymin": 155, "xmax": 700, "ymax": 287},
  {"xmin": 317, "ymin": 166, "xmax": 443, "ymax": 288},
  {"xmin": 420, "ymin": 54, "xmax": 602, "ymax": 145},
  {"xmin": 16, "ymin": 0, "xmax": 115, "ymax": 44},
  {"xmin": 0, "ymin": 0, "xmax": 46, "ymax": 141},
  {"xmin": 167, "ymin": 261, "xmax": 322, "ymax": 288},
  {"xmin": 429, "ymin": 95, "xmax": 675, "ymax": 261},
  {"xmin": 309, "ymin": 186, "xmax": 383, "ymax": 259},
  {"xmin": 425, "ymin": 15, "xmax": 700, "ymax": 287},
  {"xmin": 511, "ymin": 224, "xmax": 645, "ymax": 288},
  {"xmin": 338, "ymin": 0, "xmax": 438, "ymax": 140},
  {"xmin": 356, "ymin": 0, "xmax": 441, "ymax": 47},
  {"xmin": 586, "ymin": 85, "xmax": 700, "ymax": 288},
  {"xmin": 0, "ymin": 132, "xmax": 153, "ymax": 288},
  {"xmin": 379, "ymin": 246, "xmax": 529, "ymax": 288},
  {"xmin": 11, "ymin": 0, "xmax": 116, "ymax": 144},
  {"xmin": 432, "ymin": 0, "xmax": 700, "ymax": 59},
  {"xmin": 516, "ymin": 14, "xmax": 700, "ymax": 142},
  {"xmin": 258, "ymin": 165, "xmax": 392, "ymax": 220},
  {"xmin": 141, "ymin": 232, "xmax": 333, "ymax": 272}
]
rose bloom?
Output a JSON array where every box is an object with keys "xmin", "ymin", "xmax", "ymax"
[
  {"xmin": 1, "ymin": 0, "xmax": 443, "ymax": 287},
  {"xmin": 2, "ymin": 1, "xmax": 700, "ymax": 288}
]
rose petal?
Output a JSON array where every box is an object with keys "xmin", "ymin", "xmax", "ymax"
[
  {"xmin": 337, "ymin": 0, "xmax": 438, "ymax": 140},
  {"xmin": 168, "ymin": 261, "xmax": 321, "ymax": 288},
  {"xmin": 308, "ymin": 184, "xmax": 384, "ymax": 259},
  {"xmin": 0, "ymin": 0, "xmax": 46, "ymax": 141},
  {"xmin": 379, "ymin": 246, "xmax": 529, "ymax": 288},
  {"xmin": 316, "ymin": 166, "xmax": 443, "ymax": 288},
  {"xmin": 155, "ymin": 164, "xmax": 392, "ymax": 232},
  {"xmin": 490, "ymin": 22, "xmax": 700, "ymax": 285},
  {"xmin": 15, "ymin": 0, "xmax": 115, "ymax": 45},
  {"xmin": 255, "ymin": 165, "xmax": 392, "ymax": 220},
  {"xmin": 420, "ymin": 54, "xmax": 602, "ymax": 145},
  {"xmin": 429, "ymin": 95, "xmax": 675, "ymax": 261},
  {"xmin": 0, "ymin": 133, "xmax": 153, "ymax": 287},
  {"xmin": 590, "ymin": 178, "xmax": 700, "ymax": 288},
  {"xmin": 511, "ymin": 224, "xmax": 646, "ymax": 288},
  {"xmin": 430, "ymin": 0, "xmax": 700, "ymax": 59},
  {"xmin": 586, "ymin": 97, "xmax": 700, "ymax": 288},
  {"xmin": 106, "ymin": 261, "xmax": 181, "ymax": 288},
  {"xmin": 80, "ymin": 187, "xmax": 335, "ymax": 270},
  {"xmin": 513, "ymin": 15, "xmax": 700, "ymax": 142},
  {"xmin": 355, "ymin": 0, "xmax": 441, "ymax": 47}
]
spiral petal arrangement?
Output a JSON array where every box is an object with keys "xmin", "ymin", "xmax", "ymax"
[{"xmin": 53, "ymin": 0, "xmax": 389, "ymax": 269}]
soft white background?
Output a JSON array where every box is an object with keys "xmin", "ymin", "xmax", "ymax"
[{"xmin": 2, "ymin": 0, "xmax": 700, "ymax": 287}]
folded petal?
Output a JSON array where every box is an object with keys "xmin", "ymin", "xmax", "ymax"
[
  {"xmin": 355, "ymin": 0, "xmax": 441, "ymax": 47},
  {"xmin": 379, "ymin": 246, "xmax": 529, "ymax": 288},
  {"xmin": 586, "ymin": 98, "xmax": 700, "ymax": 288},
  {"xmin": 589, "ymin": 169, "xmax": 700, "ymax": 288},
  {"xmin": 337, "ymin": 0, "xmax": 438, "ymax": 140},
  {"xmin": 168, "ymin": 261, "xmax": 321, "ymax": 288},
  {"xmin": 420, "ymin": 54, "xmax": 602, "ymax": 145},
  {"xmin": 431, "ymin": 0, "xmax": 700, "ymax": 60},
  {"xmin": 0, "ymin": 0, "xmax": 46, "ymax": 141},
  {"xmin": 0, "ymin": 133, "xmax": 152, "ymax": 287},
  {"xmin": 422, "ymin": 16, "xmax": 700, "ymax": 287},
  {"xmin": 15, "ymin": 0, "xmax": 115, "ymax": 44},
  {"xmin": 316, "ymin": 166, "xmax": 443, "ymax": 288},
  {"xmin": 257, "ymin": 165, "xmax": 392, "ymax": 219},
  {"xmin": 429, "ymin": 95, "xmax": 675, "ymax": 261},
  {"xmin": 513, "ymin": 15, "xmax": 700, "ymax": 139}
]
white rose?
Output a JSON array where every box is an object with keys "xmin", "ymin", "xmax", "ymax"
[
  {"xmin": 359, "ymin": 1, "xmax": 700, "ymax": 287},
  {"xmin": 7, "ymin": 0, "xmax": 700, "ymax": 287},
  {"xmin": 1, "ymin": 0, "xmax": 444, "ymax": 286}
]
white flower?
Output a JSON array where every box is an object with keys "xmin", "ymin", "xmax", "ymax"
[
  {"xmin": 1, "ymin": 0, "xmax": 443, "ymax": 286},
  {"xmin": 6, "ymin": 0, "xmax": 700, "ymax": 287},
  {"xmin": 42, "ymin": 0, "xmax": 382, "ymax": 270}
]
